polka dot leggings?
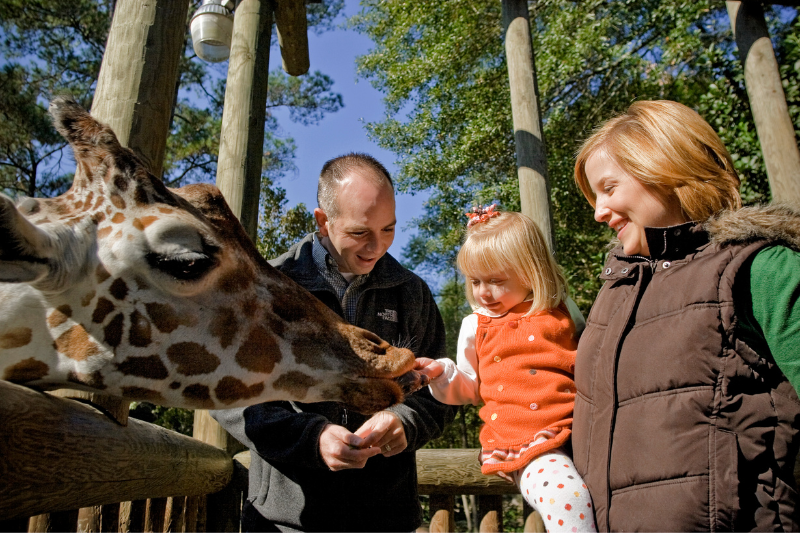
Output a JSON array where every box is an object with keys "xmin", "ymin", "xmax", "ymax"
[{"xmin": 512, "ymin": 447, "xmax": 597, "ymax": 533}]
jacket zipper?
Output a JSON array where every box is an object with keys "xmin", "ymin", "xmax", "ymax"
[{"xmin": 342, "ymin": 407, "xmax": 348, "ymax": 426}]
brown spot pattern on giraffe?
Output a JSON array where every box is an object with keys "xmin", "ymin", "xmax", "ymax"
[
  {"xmin": 116, "ymin": 355, "xmax": 169, "ymax": 380},
  {"xmin": 111, "ymin": 213, "xmax": 125, "ymax": 224},
  {"xmin": 235, "ymin": 326, "xmax": 281, "ymax": 374},
  {"xmin": 96, "ymin": 264, "xmax": 112, "ymax": 284},
  {"xmin": 109, "ymin": 278, "xmax": 128, "ymax": 300},
  {"xmin": 182, "ymin": 384, "xmax": 215, "ymax": 409},
  {"xmin": 132, "ymin": 216, "xmax": 158, "ymax": 231},
  {"xmin": 217, "ymin": 268, "xmax": 252, "ymax": 294},
  {"xmin": 3, "ymin": 358, "xmax": 49, "ymax": 382},
  {"xmin": 92, "ymin": 211, "xmax": 106, "ymax": 224},
  {"xmin": 121, "ymin": 386, "xmax": 164, "ymax": 403},
  {"xmin": 291, "ymin": 337, "xmax": 338, "ymax": 371},
  {"xmin": 109, "ymin": 193, "xmax": 126, "ymax": 210},
  {"xmin": 128, "ymin": 309, "xmax": 152, "ymax": 347},
  {"xmin": 215, "ymin": 376, "xmax": 265, "ymax": 404},
  {"xmin": 56, "ymin": 325, "xmax": 101, "ymax": 361},
  {"xmin": 48, "ymin": 306, "xmax": 72, "ymax": 328},
  {"xmin": 1, "ymin": 327, "xmax": 33, "ymax": 349},
  {"xmin": 81, "ymin": 290, "xmax": 96, "ymax": 307},
  {"xmin": 97, "ymin": 226, "xmax": 112, "ymax": 239},
  {"xmin": 145, "ymin": 302, "xmax": 196, "ymax": 333},
  {"xmin": 241, "ymin": 298, "xmax": 259, "ymax": 318},
  {"xmin": 271, "ymin": 293, "xmax": 311, "ymax": 322},
  {"xmin": 92, "ymin": 297, "xmax": 115, "ymax": 323},
  {"xmin": 104, "ymin": 313, "xmax": 124, "ymax": 347},
  {"xmin": 67, "ymin": 370, "xmax": 106, "ymax": 390},
  {"xmin": 273, "ymin": 371, "xmax": 321, "ymax": 400},
  {"xmin": 209, "ymin": 307, "xmax": 238, "ymax": 349},
  {"xmin": 167, "ymin": 342, "xmax": 221, "ymax": 375},
  {"xmin": 113, "ymin": 174, "xmax": 129, "ymax": 192}
]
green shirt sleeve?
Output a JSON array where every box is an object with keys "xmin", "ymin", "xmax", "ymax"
[{"xmin": 737, "ymin": 245, "xmax": 800, "ymax": 394}]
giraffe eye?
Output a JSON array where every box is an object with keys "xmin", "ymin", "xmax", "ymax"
[{"xmin": 146, "ymin": 251, "xmax": 217, "ymax": 281}]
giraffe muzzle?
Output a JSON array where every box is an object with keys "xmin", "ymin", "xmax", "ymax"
[{"xmin": 394, "ymin": 369, "xmax": 431, "ymax": 396}]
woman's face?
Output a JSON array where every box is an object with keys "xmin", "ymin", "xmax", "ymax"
[{"xmin": 585, "ymin": 150, "xmax": 686, "ymax": 257}]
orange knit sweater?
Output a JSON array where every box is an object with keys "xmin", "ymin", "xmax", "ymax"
[{"xmin": 476, "ymin": 301, "xmax": 577, "ymax": 475}]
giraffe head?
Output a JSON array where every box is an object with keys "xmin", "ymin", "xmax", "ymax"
[{"xmin": 0, "ymin": 96, "xmax": 428, "ymax": 414}]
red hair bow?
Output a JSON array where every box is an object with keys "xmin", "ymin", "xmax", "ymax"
[{"xmin": 466, "ymin": 204, "xmax": 499, "ymax": 227}]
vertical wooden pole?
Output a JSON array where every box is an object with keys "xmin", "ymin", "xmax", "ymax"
[
  {"xmin": 478, "ymin": 494, "xmax": 503, "ymax": 532},
  {"xmin": 215, "ymin": 0, "xmax": 274, "ymax": 240},
  {"xmin": 47, "ymin": 2, "xmax": 189, "ymax": 531},
  {"xmin": 198, "ymin": 4, "xmax": 274, "ymax": 527},
  {"xmin": 727, "ymin": 1, "xmax": 800, "ymax": 206},
  {"xmin": 92, "ymin": 0, "xmax": 191, "ymax": 178},
  {"xmin": 502, "ymin": 0, "xmax": 555, "ymax": 251},
  {"xmin": 428, "ymin": 495, "xmax": 455, "ymax": 533}
]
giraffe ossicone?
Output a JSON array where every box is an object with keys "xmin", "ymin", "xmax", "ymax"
[{"xmin": 0, "ymin": 96, "xmax": 426, "ymax": 414}]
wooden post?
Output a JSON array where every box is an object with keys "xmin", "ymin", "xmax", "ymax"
[
  {"xmin": 200, "ymin": 3, "xmax": 275, "ymax": 528},
  {"xmin": 163, "ymin": 497, "xmax": 186, "ymax": 533},
  {"xmin": 42, "ymin": 3, "xmax": 191, "ymax": 530},
  {"xmin": 216, "ymin": 0, "xmax": 274, "ymax": 240},
  {"xmin": 428, "ymin": 495, "xmax": 455, "ymax": 533},
  {"xmin": 91, "ymin": 0, "xmax": 191, "ymax": 178},
  {"xmin": 144, "ymin": 498, "xmax": 167, "ymax": 533},
  {"xmin": 478, "ymin": 495, "xmax": 503, "ymax": 532},
  {"xmin": 727, "ymin": 1, "xmax": 800, "ymax": 206},
  {"xmin": 274, "ymin": 0, "xmax": 310, "ymax": 75},
  {"xmin": 502, "ymin": 0, "xmax": 555, "ymax": 251}
]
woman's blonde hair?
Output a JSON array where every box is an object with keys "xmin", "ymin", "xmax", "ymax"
[
  {"xmin": 574, "ymin": 100, "xmax": 741, "ymax": 222},
  {"xmin": 457, "ymin": 211, "xmax": 566, "ymax": 315}
]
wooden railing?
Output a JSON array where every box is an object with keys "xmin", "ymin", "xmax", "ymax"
[{"xmin": 1, "ymin": 379, "xmax": 542, "ymax": 532}]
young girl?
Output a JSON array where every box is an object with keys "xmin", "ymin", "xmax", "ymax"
[{"xmin": 416, "ymin": 206, "xmax": 596, "ymax": 532}]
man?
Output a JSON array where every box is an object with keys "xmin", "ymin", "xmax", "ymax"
[{"xmin": 212, "ymin": 153, "xmax": 455, "ymax": 532}]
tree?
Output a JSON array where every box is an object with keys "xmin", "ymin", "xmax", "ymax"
[
  {"xmin": 0, "ymin": 0, "xmax": 111, "ymax": 197},
  {"xmin": 352, "ymin": 1, "xmax": 799, "ymax": 314}
]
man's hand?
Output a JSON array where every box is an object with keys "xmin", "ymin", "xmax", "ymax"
[
  {"xmin": 319, "ymin": 424, "xmax": 381, "ymax": 471},
  {"xmin": 414, "ymin": 357, "xmax": 445, "ymax": 380},
  {"xmin": 354, "ymin": 410, "xmax": 408, "ymax": 458}
]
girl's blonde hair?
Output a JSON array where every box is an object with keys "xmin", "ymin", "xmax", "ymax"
[
  {"xmin": 574, "ymin": 100, "xmax": 741, "ymax": 222},
  {"xmin": 457, "ymin": 211, "xmax": 566, "ymax": 315}
]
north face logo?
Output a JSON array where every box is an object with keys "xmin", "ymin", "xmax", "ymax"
[{"xmin": 377, "ymin": 309, "xmax": 398, "ymax": 322}]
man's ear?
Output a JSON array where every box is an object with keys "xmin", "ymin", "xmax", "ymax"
[{"xmin": 314, "ymin": 208, "xmax": 329, "ymax": 237}]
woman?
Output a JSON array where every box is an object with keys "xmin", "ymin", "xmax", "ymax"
[{"xmin": 572, "ymin": 100, "xmax": 800, "ymax": 531}]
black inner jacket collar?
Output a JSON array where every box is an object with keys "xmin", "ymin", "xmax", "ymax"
[{"xmin": 602, "ymin": 222, "xmax": 709, "ymax": 280}]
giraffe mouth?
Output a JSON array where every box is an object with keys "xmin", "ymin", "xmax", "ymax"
[{"xmin": 394, "ymin": 369, "xmax": 431, "ymax": 396}]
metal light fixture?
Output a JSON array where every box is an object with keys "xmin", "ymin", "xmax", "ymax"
[{"xmin": 190, "ymin": 0, "xmax": 235, "ymax": 63}]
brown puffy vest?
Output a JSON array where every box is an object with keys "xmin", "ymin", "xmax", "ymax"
[{"xmin": 574, "ymin": 207, "xmax": 800, "ymax": 532}]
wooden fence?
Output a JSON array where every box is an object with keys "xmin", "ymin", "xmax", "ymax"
[{"xmin": 0, "ymin": 379, "xmax": 541, "ymax": 532}]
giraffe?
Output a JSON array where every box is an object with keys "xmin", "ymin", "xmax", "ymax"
[{"xmin": 0, "ymin": 96, "xmax": 426, "ymax": 414}]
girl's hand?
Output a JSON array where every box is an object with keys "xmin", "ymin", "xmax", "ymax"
[{"xmin": 414, "ymin": 357, "xmax": 445, "ymax": 380}]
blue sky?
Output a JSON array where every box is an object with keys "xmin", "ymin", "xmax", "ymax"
[{"xmin": 269, "ymin": 0, "xmax": 424, "ymax": 262}]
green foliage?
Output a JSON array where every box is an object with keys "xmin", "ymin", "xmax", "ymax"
[
  {"xmin": 0, "ymin": 0, "xmax": 110, "ymax": 197},
  {"xmin": 129, "ymin": 402, "xmax": 195, "ymax": 436},
  {"xmin": 353, "ymin": 1, "xmax": 799, "ymax": 320}
]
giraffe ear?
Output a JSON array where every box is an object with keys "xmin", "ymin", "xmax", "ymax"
[
  {"xmin": 49, "ymin": 95, "xmax": 124, "ymax": 173},
  {"xmin": 0, "ymin": 194, "xmax": 57, "ymax": 283}
]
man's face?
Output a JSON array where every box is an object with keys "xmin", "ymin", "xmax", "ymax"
[{"xmin": 315, "ymin": 168, "xmax": 396, "ymax": 275}]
